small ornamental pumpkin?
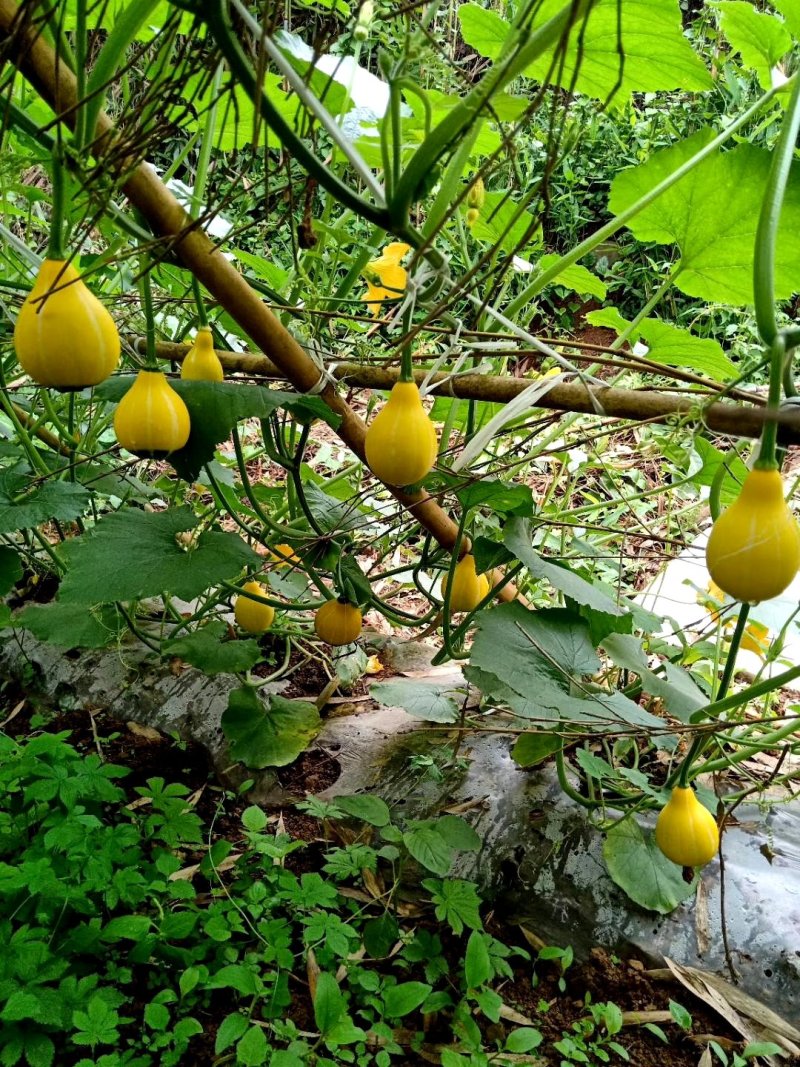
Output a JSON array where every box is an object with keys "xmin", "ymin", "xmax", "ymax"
[{"xmin": 314, "ymin": 598, "xmax": 362, "ymax": 646}]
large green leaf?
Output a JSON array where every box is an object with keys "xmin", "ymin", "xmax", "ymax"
[
  {"xmin": 772, "ymin": 0, "xmax": 800, "ymax": 39},
  {"xmin": 461, "ymin": 0, "xmax": 712, "ymax": 103},
  {"xmin": 609, "ymin": 131, "xmax": 800, "ymax": 305},
  {"xmin": 96, "ymin": 378, "xmax": 338, "ymax": 481},
  {"xmin": 469, "ymin": 606, "xmax": 663, "ymax": 731},
  {"xmin": 221, "ymin": 687, "xmax": 321, "ymax": 768},
  {"xmin": 58, "ymin": 506, "xmax": 258, "ymax": 604},
  {"xmin": 716, "ymin": 2, "xmax": 792, "ymax": 89},
  {"xmin": 0, "ymin": 467, "xmax": 90, "ymax": 534},
  {"xmin": 470, "ymin": 602, "xmax": 599, "ymax": 699},
  {"xmin": 586, "ymin": 309, "xmax": 736, "ymax": 381},
  {"xmin": 163, "ymin": 621, "xmax": 262, "ymax": 676},
  {"xmin": 15, "ymin": 601, "xmax": 123, "ymax": 649},
  {"xmin": 603, "ymin": 818, "xmax": 695, "ymax": 913},
  {"xmin": 504, "ymin": 518, "xmax": 626, "ymax": 617},
  {"xmin": 370, "ymin": 679, "xmax": 461, "ymax": 723}
]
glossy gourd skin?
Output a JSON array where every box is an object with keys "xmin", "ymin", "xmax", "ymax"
[
  {"xmin": 114, "ymin": 370, "xmax": 191, "ymax": 457},
  {"xmin": 314, "ymin": 598, "xmax": 362, "ymax": 646},
  {"xmin": 234, "ymin": 580, "xmax": 275, "ymax": 633},
  {"xmin": 444, "ymin": 554, "xmax": 490, "ymax": 613},
  {"xmin": 14, "ymin": 260, "xmax": 120, "ymax": 389},
  {"xmin": 705, "ymin": 468, "xmax": 800, "ymax": 603},
  {"xmin": 364, "ymin": 382, "xmax": 438, "ymax": 487},
  {"xmin": 180, "ymin": 327, "xmax": 224, "ymax": 382},
  {"xmin": 655, "ymin": 786, "xmax": 719, "ymax": 868}
]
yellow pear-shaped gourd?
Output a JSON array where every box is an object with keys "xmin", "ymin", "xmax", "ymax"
[
  {"xmin": 444, "ymin": 554, "xmax": 490, "ymax": 613},
  {"xmin": 114, "ymin": 370, "xmax": 191, "ymax": 457},
  {"xmin": 270, "ymin": 543, "xmax": 300, "ymax": 567},
  {"xmin": 705, "ymin": 468, "xmax": 800, "ymax": 603},
  {"xmin": 655, "ymin": 786, "xmax": 719, "ymax": 868},
  {"xmin": 181, "ymin": 327, "xmax": 224, "ymax": 382},
  {"xmin": 14, "ymin": 259, "xmax": 120, "ymax": 390},
  {"xmin": 234, "ymin": 580, "xmax": 275, "ymax": 633},
  {"xmin": 314, "ymin": 598, "xmax": 362, "ymax": 646},
  {"xmin": 364, "ymin": 381, "xmax": 438, "ymax": 487}
]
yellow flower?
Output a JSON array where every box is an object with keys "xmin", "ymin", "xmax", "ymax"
[{"xmin": 361, "ymin": 242, "xmax": 410, "ymax": 317}]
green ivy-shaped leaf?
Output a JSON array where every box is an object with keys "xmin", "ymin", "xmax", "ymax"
[
  {"xmin": 58, "ymin": 506, "xmax": 258, "ymax": 604},
  {"xmin": 221, "ymin": 686, "xmax": 322, "ymax": 768}
]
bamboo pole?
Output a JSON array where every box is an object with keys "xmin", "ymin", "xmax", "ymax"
[
  {"xmin": 154, "ymin": 340, "xmax": 800, "ymax": 444},
  {"xmin": 0, "ymin": 0, "xmax": 524, "ymax": 599}
]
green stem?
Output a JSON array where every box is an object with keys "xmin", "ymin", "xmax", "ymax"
[
  {"xmin": 753, "ymin": 73, "xmax": 800, "ymax": 346},
  {"xmin": 192, "ymin": 276, "xmax": 209, "ymax": 328},
  {"xmin": 756, "ymin": 333, "xmax": 785, "ymax": 468},
  {"xmin": 74, "ymin": 0, "xmax": 88, "ymax": 153},
  {"xmin": 717, "ymin": 603, "xmax": 750, "ymax": 703},
  {"xmin": 139, "ymin": 258, "xmax": 158, "ymax": 370},
  {"xmin": 47, "ymin": 147, "xmax": 66, "ymax": 259},
  {"xmin": 691, "ymin": 716, "xmax": 800, "ymax": 779}
]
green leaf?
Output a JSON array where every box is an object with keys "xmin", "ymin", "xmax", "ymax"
[
  {"xmin": 164, "ymin": 621, "xmax": 261, "ymax": 675},
  {"xmin": 313, "ymin": 972, "xmax": 346, "ymax": 1035},
  {"xmin": 96, "ymin": 378, "xmax": 337, "ymax": 481},
  {"xmin": 456, "ymin": 480, "xmax": 534, "ymax": 515},
  {"xmin": 511, "ymin": 732, "xmax": 562, "ymax": 768},
  {"xmin": 215, "ymin": 1012, "xmax": 250, "ymax": 1054},
  {"xmin": 422, "ymin": 877, "xmax": 483, "ymax": 935},
  {"xmin": 383, "ymin": 982, "xmax": 432, "ymax": 1018},
  {"xmin": 144, "ymin": 1002, "xmax": 170, "ymax": 1031},
  {"xmin": 335, "ymin": 794, "xmax": 391, "ymax": 827},
  {"xmin": 363, "ymin": 913, "xmax": 399, "ymax": 958},
  {"xmin": 465, "ymin": 931, "xmax": 492, "ymax": 989},
  {"xmin": 609, "ymin": 131, "xmax": 800, "ymax": 305},
  {"xmin": 669, "ymin": 1000, "xmax": 692, "ymax": 1030},
  {"xmin": 101, "ymin": 915, "xmax": 152, "ymax": 941},
  {"xmin": 689, "ymin": 437, "xmax": 749, "ymax": 506},
  {"xmin": 504, "ymin": 518, "xmax": 626, "ymax": 617},
  {"xmin": 521, "ymin": 0, "xmax": 713, "ymax": 103},
  {"xmin": 0, "ymin": 468, "xmax": 90, "ymax": 533},
  {"xmin": 506, "ymin": 1028, "xmax": 543, "ymax": 1053},
  {"xmin": 537, "ymin": 253, "xmax": 607, "ymax": 300},
  {"xmin": 403, "ymin": 825, "xmax": 454, "ymax": 876},
  {"xmin": 22, "ymin": 1033, "xmax": 54, "ymax": 1067},
  {"xmin": 471, "ymin": 535, "xmax": 514, "ymax": 575},
  {"xmin": 742, "ymin": 1042, "xmax": 783, "ymax": 1059},
  {"xmin": 772, "ymin": 0, "xmax": 800, "ymax": 38},
  {"xmin": 471, "ymin": 602, "xmax": 600, "ymax": 699},
  {"xmin": 0, "ymin": 547, "xmax": 22, "ymax": 595},
  {"xmin": 602, "ymin": 632, "xmax": 705, "ymax": 721},
  {"xmin": 603, "ymin": 818, "xmax": 695, "ymax": 914},
  {"xmin": 236, "ymin": 1025, "xmax": 267, "ymax": 1067},
  {"xmin": 370, "ymin": 679, "xmax": 461, "ymax": 723},
  {"xmin": 302, "ymin": 482, "xmax": 366, "ymax": 535},
  {"xmin": 221, "ymin": 687, "xmax": 322, "ymax": 769},
  {"xmin": 458, "ymin": 4, "xmax": 511, "ymax": 60},
  {"xmin": 466, "ymin": 190, "xmax": 541, "ymax": 253},
  {"xmin": 586, "ymin": 310, "xmax": 736, "ymax": 381},
  {"xmin": 242, "ymin": 805, "xmax": 268, "ymax": 832},
  {"xmin": 58, "ymin": 506, "xmax": 259, "ymax": 604},
  {"xmin": 15, "ymin": 601, "xmax": 123, "ymax": 649},
  {"xmin": 716, "ymin": 2, "xmax": 792, "ymax": 89},
  {"xmin": 435, "ymin": 816, "xmax": 481, "ymax": 852}
]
